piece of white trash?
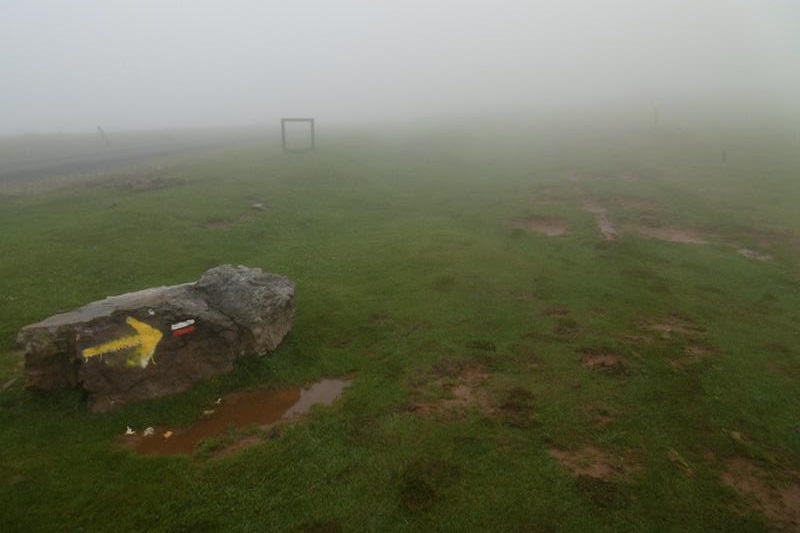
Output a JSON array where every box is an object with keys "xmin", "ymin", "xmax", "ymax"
[
  {"xmin": 125, "ymin": 426, "xmax": 135, "ymax": 436},
  {"xmin": 143, "ymin": 427, "xmax": 155, "ymax": 436}
]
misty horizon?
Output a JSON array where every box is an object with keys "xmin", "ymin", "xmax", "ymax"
[{"xmin": 2, "ymin": 0, "xmax": 799, "ymax": 136}]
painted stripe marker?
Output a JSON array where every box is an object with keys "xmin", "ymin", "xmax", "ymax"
[{"xmin": 171, "ymin": 319, "xmax": 196, "ymax": 337}]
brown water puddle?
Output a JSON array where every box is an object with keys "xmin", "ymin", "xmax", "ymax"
[{"xmin": 126, "ymin": 379, "xmax": 349, "ymax": 456}]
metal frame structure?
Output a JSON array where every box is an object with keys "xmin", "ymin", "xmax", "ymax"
[{"xmin": 281, "ymin": 118, "xmax": 315, "ymax": 152}]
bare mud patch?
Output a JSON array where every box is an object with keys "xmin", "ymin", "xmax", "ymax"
[
  {"xmin": 636, "ymin": 226, "xmax": 710, "ymax": 244},
  {"xmin": 632, "ymin": 221, "xmax": 775, "ymax": 261},
  {"xmin": 738, "ymin": 226, "xmax": 799, "ymax": 252},
  {"xmin": 593, "ymin": 218, "xmax": 618, "ymax": 239},
  {"xmin": 511, "ymin": 216, "xmax": 569, "ymax": 237},
  {"xmin": 642, "ymin": 315, "xmax": 706, "ymax": 339},
  {"xmin": 582, "ymin": 198, "xmax": 618, "ymax": 241},
  {"xmin": 549, "ymin": 445, "xmax": 639, "ymax": 480},
  {"xmin": 409, "ymin": 360, "xmax": 493, "ymax": 418},
  {"xmin": 580, "ymin": 348, "xmax": 625, "ymax": 373},
  {"xmin": 684, "ymin": 344, "xmax": 711, "ymax": 358},
  {"xmin": 670, "ymin": 343, "xmax": 714, "ymax": 370},
  {"xmin": 582, "ymin": 353, "xmax": 620, "ymax": 369},
  {"xmin": 581, "ymin": 197, "xmax": 606, "ymax": 215},
  {"xmin": 737, "ymin": 248, "xmax": 773, "ymax": 261},
  {"xmin": 121, "ymin": 379, "xmax": 350, "ymax": 457},
  {"xmin": 722, "ymin": 458, "xmax": 800, "ymax": 530}
]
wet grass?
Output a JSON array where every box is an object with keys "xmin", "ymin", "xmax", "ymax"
[{"xmin": 0, "ymin": 127, "xmax": 799, "ymax": 531}]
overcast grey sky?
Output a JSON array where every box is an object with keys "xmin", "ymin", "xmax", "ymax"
[{"xmin": 1, "ymin": 0, "xmax": 798, "ymax": 135}]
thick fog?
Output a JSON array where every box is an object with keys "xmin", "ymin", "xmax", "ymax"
[{"xmin": 1, "ymin": 0, "xmax": 798, "ymax": 135}]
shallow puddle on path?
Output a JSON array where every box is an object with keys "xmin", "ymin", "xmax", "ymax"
[{"xmin": 130, "ymin": 379, "xmax": 349, "ymax": 456}]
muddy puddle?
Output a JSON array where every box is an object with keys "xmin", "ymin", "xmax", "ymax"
[{"xmin": 127, "ymin": 379, "xmax": 349, "ymax": 456}]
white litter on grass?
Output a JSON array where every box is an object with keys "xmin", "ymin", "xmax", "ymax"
[
  {"xmin": 125, "ymin": 426, "xmax": 135, "ymax": 436},
  {"xmin": 143, "ymin": 427, "xmax": 155, "ymax": 436}
]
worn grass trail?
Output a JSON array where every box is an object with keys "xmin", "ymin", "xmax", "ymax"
[{"xmin": 0, "ymin": 129, "xmax": 799, "ymax": 531}]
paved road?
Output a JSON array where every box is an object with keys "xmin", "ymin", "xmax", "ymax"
[{"xmin": 0, "ymin": 132, "xmax": 273, "ymax": 185}]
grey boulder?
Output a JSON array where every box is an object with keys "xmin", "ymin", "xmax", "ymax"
[{"xmin": 17, "ymin": 265, "xmax": 295, "ymax": 412}]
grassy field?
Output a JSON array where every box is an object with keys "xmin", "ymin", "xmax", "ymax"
[{"xmin": 0, "ymin": 124, "xmax": 799, "ymax": 532}]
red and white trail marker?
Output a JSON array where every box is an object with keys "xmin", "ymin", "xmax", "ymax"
[{"xmin": 171, "ymin": 319, "xmax": 196, "ymax": 337}]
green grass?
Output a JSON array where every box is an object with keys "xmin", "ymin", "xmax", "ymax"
[{"xmin": 1, "ymin": 126, "xmax": 799, "ymax": 532}]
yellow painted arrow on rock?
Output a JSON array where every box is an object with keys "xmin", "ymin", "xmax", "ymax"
[{"xmin": 82, "ymin": 317, "xmax": 163, "ymax": 368}]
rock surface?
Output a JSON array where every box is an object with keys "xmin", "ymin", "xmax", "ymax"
[{"xmin": 18, "ymin": 265, "xmax": 295, "ymax": 412}]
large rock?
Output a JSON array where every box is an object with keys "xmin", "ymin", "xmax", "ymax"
[{"xmin": 18, "ymin": 265, "xmax": 295, "ymax": 412}]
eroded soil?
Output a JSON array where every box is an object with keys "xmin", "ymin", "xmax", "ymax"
[
  {"xmin": 636, "ymin": 226, "xmax": 710, "ymax": 244},
  {"xmin": 549, "ymin": 445, "xmax": 640, "ymax": 480},
  {"xmin": 737, "ymin": 248, "xmax": 773, "ymax": 261},
  {"xmin": 580, "ymin": 348, "xmax": 625, "ymax": 373},
  {"xmin": 642, "ymin": 315, "xmax": 706, "ymax": 338},
  {"xmin": 721, "ymin": 457, "xmax": 800, "ymax": 530},
  {"xmin": 582, "ymin": 198, "xmax": 618, "ymax": 241},
  {"xmin": 408, "ymin": 360, "xmax": 493, "ymax": 418}
]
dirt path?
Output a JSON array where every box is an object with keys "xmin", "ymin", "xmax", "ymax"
[{"xmin": 582, "ymin": 198, "xmax": 618, "ymax": 240}]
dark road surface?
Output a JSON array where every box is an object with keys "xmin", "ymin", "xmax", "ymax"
[{"xmin": 0, "ymin": 131, "xmax": 273, "ymax": 186}]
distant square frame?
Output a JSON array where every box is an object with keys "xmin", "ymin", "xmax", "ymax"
[{"xmin": 281, "ymin": 118, "xmax": 316, "ymax": 152}]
